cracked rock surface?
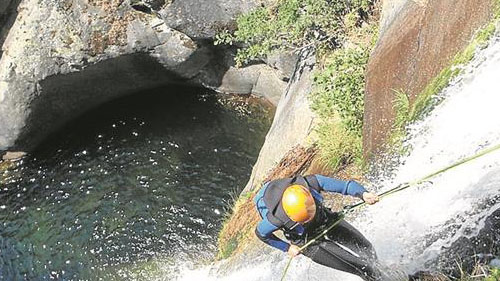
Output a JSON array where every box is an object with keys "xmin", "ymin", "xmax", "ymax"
[{"xmin": 0, "ymin": 0, "xmax": 286, "ymax": 151}]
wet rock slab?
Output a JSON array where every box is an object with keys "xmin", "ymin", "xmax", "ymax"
[{"xmin": 363, "ymin": 0, "xmax": 495, "ymax": 158}]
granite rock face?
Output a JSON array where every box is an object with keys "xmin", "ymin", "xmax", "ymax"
[
  {"xmin": 363, "ymin": 0, "xmax": 495, "ymax": 158},
  {"xmin": 243, "ymin": 48, "xmax": 316, "ymax": 192},
  {"xmin": 159, "ymin": 0, "xmax": 269, "ymax": 39},
  {"xmin": 0, "ymin": 0, "xmax": 286, "ymax": 151},
  {"xmin": 265, "ymin": 51, "xmax": 299, "ymax": 81},
  {"xmin": 0, "ymin": 0, "xmax": 198, "ymax": 150},
  {"xmin": 0, "ymin": 0, "xmax": 21, "ymax": 59}
]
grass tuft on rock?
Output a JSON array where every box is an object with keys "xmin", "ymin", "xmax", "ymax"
[
  {"xmin": 310, "ymin": 45, "xmax": 372, "ymax": 170},
  {"xmin": 388, "ymin": 9, "xmax": 500, "ymax": 152}
]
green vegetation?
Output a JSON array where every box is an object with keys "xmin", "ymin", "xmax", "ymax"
[
  {"xmin": 484, "ymin": 266, "xmax": 500, "ymax": 281},
  {"xmin": 314, "ymin": 119, "xmax": 363, "ymax": 169},
  {"xmin": 218, "ymin": 236, "xmax": 239, "ymax": 260},
  {"xmin": 311, "ymin": 48, "xmax": 369, "ymax": 136},
  {"xmin": 215, "ymin": 0, "xmax": 378, "ymax": 171},
  {"xmin": 308, "ymin": 13, "xmax": 378, "ymax": 170},
  {"xmin": 310, "ymin": 46, "xmax": 371, "ymax": 169},
  {"xmin": 388, "ymin": 90, "xmax": 410, "ymax": 154},
  {"xmin": 215, "ymin": 0, "xmax": 374, "ymax": 66}
]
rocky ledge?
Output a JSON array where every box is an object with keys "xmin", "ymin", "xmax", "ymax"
[{"xmin": 0, "ymin": 0, "xmax": 293, "ymax": 152}]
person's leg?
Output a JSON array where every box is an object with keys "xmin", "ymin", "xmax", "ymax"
[
  {"xmin": 302, "ymin": 241, "xmax": 380, "ymax": 281},
  {"xmin": 325, "ymin": 219, "xmax": 377, "ymax": 261}
]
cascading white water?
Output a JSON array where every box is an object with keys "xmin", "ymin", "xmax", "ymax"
[
  {"xmin": 177, "ymin": 34, "xmax": 500, "ymax": 281},
  {"xmin": 356, "ymin": 34, "xmax": 500, "ymax": 275}
]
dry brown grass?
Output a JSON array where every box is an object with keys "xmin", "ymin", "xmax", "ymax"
[
  {"xmin": 217, "ymin": 145, "xmax": 367, "ymax": 259},
  {"xmin": 217, "ymin": 146, "xmax": 317, "ymax": 259}
]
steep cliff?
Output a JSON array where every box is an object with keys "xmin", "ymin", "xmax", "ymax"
[
  {"xmin": 242, "ymin": 48, "xmax": 316, "ymax": 193},
  {"xmin": 363, "ymin": 0, "xmax": 495, "ymax": 158}
]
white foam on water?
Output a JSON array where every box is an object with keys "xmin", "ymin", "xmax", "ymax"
[
  {"xmin": 356, "ymin": 36, "xmax": 500, "ymax": 273},
  {"xmin": 177, "ymin": 261, "xmax": 272, "ymax": 281},
  {"xmin": 177, "ymin": 254, "xmax": 362, "ymax": 281}
]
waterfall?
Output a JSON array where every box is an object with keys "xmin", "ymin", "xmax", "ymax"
[
  {"xmin": 358, "ymin": 35, "xmax": 500, "ymax": 274},
  {"xmin": 177, "ymin": 35, "xmax": 500, "ymax": 281}
]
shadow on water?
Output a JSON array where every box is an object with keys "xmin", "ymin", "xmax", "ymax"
[{"xmin": 0, "ymin": 85, "xmax": 272, "ymax": 280}]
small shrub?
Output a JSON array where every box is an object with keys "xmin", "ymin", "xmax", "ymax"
[
  {"xmin": 215, "ymin": 0, "xmax": 374, "ymax": 66},
  {"xmin": 392, "ymin": 90, "xmax": 410, "ymax": 132},
  {"xmin": 387, "ymin": 89, "xmax": 410, "ymax": 153},
  {"xmin": 310, "ymin": 46, "xmax": 370, "ymax": 170},
  {"xmin": 218, "ymin": 236, "xmax": 239, "ymax": 260},
  {"xmin": 311, "ymin": 47, "xmax": 370, "ymax": 135},
  {"xmin": 315, "ymin": 116, "xmax": 362, "ymax": 170}
]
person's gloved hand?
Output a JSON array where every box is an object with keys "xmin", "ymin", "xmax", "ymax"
[
  {"xmin": 287, "ymin": 244, "xmax": 301, "ymax": 257},
  {"xmin": 362, "ymin": 192, "xmax": 379, "ymax": 204}
]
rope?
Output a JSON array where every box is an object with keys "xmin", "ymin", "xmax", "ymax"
[
  {"xmin": 279, "ymin": 143, "xmax": 500, "ymax": 281},
  {"xmin": 279, "ymin": 213, "xmax": 346, "ymax": 281}
]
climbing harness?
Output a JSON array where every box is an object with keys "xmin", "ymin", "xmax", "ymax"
[{"xmin": 280, "ymin": 143, "xmax": 500, "ymax": 281}]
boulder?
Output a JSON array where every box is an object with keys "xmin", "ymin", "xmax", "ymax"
[
  {"xmin": 265, "ymin": 51, "xmax": 299, "ymax": 81},
  {"xmin": 193, "ymin": 47, "xmax": 287, "ymax": 106},
  {"xmin": 0, "ymin": 0, "xmax": 288, "ymax": 151},
  {"xmin": 159, "ymin": 0, "xmax": 270, "ymax": 40},
  {"xmin": 2, "ymin": 151, "xmax": 26, "ymax": 161},
  {"xmin": 251, "ymin": 67, "xmax": 287, "ymax": 105},
  {"xmin": 203, "ymin": 64, "xmax": 286, "ymax": 105},
  {"xmin": 363, "ymin": 0, "xmax": 495, "ymax": 158},
  {"xmin": 149, "ymin": 20, "xmax": 212, "ymax": 79},
  {"xmin": 0, "ymin": 0, "xmax": 212, "ymax": 151}
]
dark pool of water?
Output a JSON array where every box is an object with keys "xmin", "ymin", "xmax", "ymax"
[{"xmin": 0, "ymin": 86, "xmax": 272, "ymax": 280}]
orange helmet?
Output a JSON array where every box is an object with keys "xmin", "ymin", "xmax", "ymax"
[{"xmin": 282, "ymin": 185, "xmax": 316, "ymax": 223}]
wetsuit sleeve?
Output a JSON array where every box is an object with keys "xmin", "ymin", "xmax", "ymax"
[
  {"xmin": 255, "ymin": 219, "xmax": 290, "ymax": 252},
  {"xmin": 315, "ymin": 174, "xmax": 367, "ymax": 199}
]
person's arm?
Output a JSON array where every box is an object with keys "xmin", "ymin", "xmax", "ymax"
[
  {"xmin": 255, "ymin": 219, "xmax": 290, "ymax": 252},
  {"xmin": 315, "ymin": 174, "xmax": 367, "ymax": 198},
  {"xmin": 254, "ymin": 182, "xmax": 291, "ymax": 252},
  {"xmin": 314, "ymin": 175, "xmax": 379, "ymax": 204}
]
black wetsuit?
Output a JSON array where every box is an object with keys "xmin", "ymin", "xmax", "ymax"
[
  {"xmin": 299, "ymin": 211, "xmax": 380, "ymax": 281},
  {"xmin": 254, "ymin": 175, "xmax": 380, "ymax": 281}
]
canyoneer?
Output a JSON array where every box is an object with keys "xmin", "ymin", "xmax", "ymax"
[{"xmin": 254, "ymin": 174, "xmax": 381, "ymax": 280}]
